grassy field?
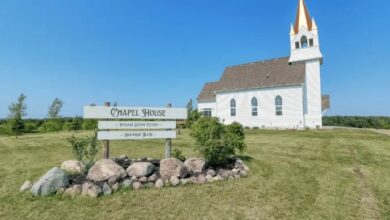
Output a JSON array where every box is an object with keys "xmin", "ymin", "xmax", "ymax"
[{"xmin": 0, "ymin": 129, "xmax": 389, "ymax": 220}]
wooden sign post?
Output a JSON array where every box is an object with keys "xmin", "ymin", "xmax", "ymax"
[
  {"xmin": 102, "ymin": 102, "xmax": 110, "ymax": 159},
  {"xmin": 83, "ymin": 103, "xmax": 187, "ymax": 159},
  {"xmin": 165, "ymin": 103, "xmax": 172, "ymax": 158}
]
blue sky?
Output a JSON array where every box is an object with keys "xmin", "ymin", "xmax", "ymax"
[{"xmin": 0, "ymin": 0, "xmax": 389, "ymax": 118}]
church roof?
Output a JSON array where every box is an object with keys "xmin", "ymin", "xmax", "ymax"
[
  {"xmin": 293, "ymin": 0, "xmax": 313, "ymax": 34},
  {"xmin": 197, "ymin": 57, "xmax": 306, "ymax": 102}
]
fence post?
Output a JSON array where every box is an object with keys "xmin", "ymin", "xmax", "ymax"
[
  {"xmin": 102, "ymin": 102, "xmax": 110, "ymax": 159},
  {"xmin": 165, "ymin": 103, "xmax": 172, "ymax": 158}
]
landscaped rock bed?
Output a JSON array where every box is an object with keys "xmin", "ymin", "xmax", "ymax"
[{"xmin": 21, "ymin": 156, "xmax": 249, "ymax": 197}]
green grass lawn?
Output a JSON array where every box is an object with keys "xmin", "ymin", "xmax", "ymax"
[{"xmin": 0, "ymin": 129, "xmax": 389, "ymax": 220}]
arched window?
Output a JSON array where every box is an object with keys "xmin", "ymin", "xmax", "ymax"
[
  {"xmin": 251, "ymin": 97, "xmax": 258, "ymax": 116},
  {"xmin": 230, "ymin": 99, "xmax": 236, "ymax": 117},
  {"xmin": 301, "ymin": 36, "xmax": 308, "ymax": 48},
  {"xmin": 275, "ymin": 96, "xmax": 283, "ymax": 116}
]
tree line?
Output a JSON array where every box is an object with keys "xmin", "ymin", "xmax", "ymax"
[
  {"xmin": 323, "ymin": 116, "xmax": 390, "ymax": 129},
  {"xmin": 0, "ymin": 94, "xmax": 97, "ymax": 137}
]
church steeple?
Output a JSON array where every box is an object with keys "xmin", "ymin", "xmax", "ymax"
[
  {"xmin": 289, "ymin": 0, "xmax": 323, "ymax": 63},
  {"xmin": 293, "ymin": 0, "xmax": 313, "ymax": 34}
]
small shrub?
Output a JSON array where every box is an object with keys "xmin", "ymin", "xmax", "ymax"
[
  {"xmin": 69, "ymin": 116, "xmax": 83, "ymax": 132},
  {"xmin": 191, "ymin": 118, "xmax": 246, "ymax": 167},
  {"xmin": 24, "ymin": 122, "xmax": 38, "ymax": 133},
  {"xmin": 66, "ymin": 132, "xmax": 100, "ymax": 169},
  {"xmin": 172, "ymin": 148, "xmax": 186, "ymax": 161},
  {"xmin": 39, "ymin": 119, "xmax": 64, "ymax": 132},
  {"xmin": 0, "ymin": 124, "xmax": 12, "ymax": 135},
  {"xmin": 67, "ymin": 135, "xmax": 87, "ymax": 162},
  {"xmin": 252, "ymin": 127, "xmax": 259, "ymax": 130}
]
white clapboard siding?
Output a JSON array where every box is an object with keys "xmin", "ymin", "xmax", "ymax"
[
  {"xmin": 98, "ymin": 121, "xmax": 176, "ymax": 130},
  {"xmin": 84, "ymin": 106, "xmax": 187, "ymax": 119},
  {"xmin": 204, "ymin": 85, "xmax": 305, "ymax": 129},
  {"xmin": 97, "ymin": 131, "xmax": 176, "ymax": 140}
]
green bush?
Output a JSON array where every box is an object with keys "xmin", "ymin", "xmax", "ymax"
[
  {"xmin": 39, "ymin": 119, "xmax": 64, "ymax": 132},
  {"xmin": 191, "ymin": 118, "xmax": 246, "ymax": 167},
  {"xmin": 24, "ymin": 122, "xmax": 38, "ymax": 133},
  {"xmin": 82, "ymin": 119, "xmax": 98, "ymax": 130},
  {"xmin": 0, "ymin": 124, "xmax": 12, "ymax": 135},
  {"xmin": 172, "ymin": 149, "xmax": 186, "ymax": 161},
  {"xmin": 67, "ymin": 132, "xmax": 100, "ymax": 169}
]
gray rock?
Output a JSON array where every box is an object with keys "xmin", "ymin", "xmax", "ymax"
[
  {"xmin": 107, "ymin": 176, "xmax": 119, "ymax": 186},
  {"xmin": 232, "ymin": 168, "xmax": 239, "ymax": 175},
  {"xmin": 81, "ymin": 182, "xmax": 94, "ymax": 196},
  {"xmin": 205, "ymin": 174, "xmax": 213, "ymax": 182},
  {"xmin": 160, "ymin": 158, "xmax": 187, "ymax": 180},
  {"xmin": 170, "ymin": 176, "xmax": 180, "ymax": 186},
  {"xmin": 131, "ymin": 176, "xmax": 138, "ymax": 181},
  {"xmin": 239, "ymin": 170, "xmax": 248, "ymax": 177},
  {"xmin": 234, "ymin": 174, "xmax": 241, "ymax": 179},
  {"xmin": 127, "ymin": 162, "xmax": 155, "ymax": 177},
  {"xmin": 139, "ymin": 176, "xmax": 148, "ymax": 183},
  {"xmin": 31, "ymin": 167, "xmax": 69, "ymax": 196},
  {"xmin": 197, "ymin": 175, "xmax": 207, "ymax": 184},
  {"xmin": 87, "ymin": 159, "xmax": 127, "ymax": 182},
  {"xmin": 88, "ymin": 184, "xmax": 102, "ymax": 197},
  {"xmin": 148, "ymin": 173, "xmax": 158, "ymax": 182},
  {"xmin": 145, "ymin": 182, "xmax": 154, "ymax": 188},
  {"xmin": 206, "ymin": 169, "xmax": 216, "ymax": 177},
  {"xmin": 64, "ymin": 185, "xmax": 82, "ymax": 198},
  {"xmin": 213, "ymin": 175, "xmax": 223, "ymax": 182},
  {"xmin": 20, "ymin": 181, "xmax": 33, "ymax": 192},
  {"xmin": 184, "ymin": 158, "xmax": 206, "ymax": 174},
  {"xmin": 155, "ymin": 179, "xmax": 164, "ymax": 188},
  {"xmin": 132, "ymin": 182, "xmax": 142, "ymax": 190},
  {"xmin": 121, "ymin": 179, "xmax": 133, "ymax": 188},
  {"xmin": 180, "ymin": 178, "xmax": 195, "ymax": 185},
  {"xmin": 219, "ymin": 170, "xmax": 233, "ymax": 180},
  {"xmin": 61, "ymin": 160, "xmax": 86, "ymax": 175},
  {"xmin": 111, "ymin": 183, "xmax": 120, "ymax": 192},
  {"xmin": 81, "ymin": 182, "xmax": 102, "ymax": 197},
  {"xmin": 102, "ymin": 183, "xmax": 112, "ymax": 196}
]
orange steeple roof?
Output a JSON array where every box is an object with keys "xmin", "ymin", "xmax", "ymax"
[{"xmin": 293, "ymin": 0, "xmax": 313, "ymax": 34}]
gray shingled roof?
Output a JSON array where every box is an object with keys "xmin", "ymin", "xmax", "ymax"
[{"xmin": 197, "ymin": 57, "xmax": 306, "ymax": 102}]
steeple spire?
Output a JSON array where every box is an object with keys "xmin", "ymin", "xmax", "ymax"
[{"xmin": 293, "ymin": 0, "xmax": 312, "ymax": 34}]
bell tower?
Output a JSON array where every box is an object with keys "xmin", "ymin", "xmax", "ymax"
[
  {"xmin": 289, "ymin": 0, "xmax": 322, "ymax": 63},
  {"xmin": 290, "ymin": 0, "xmax": 323, "ymax": 128}
]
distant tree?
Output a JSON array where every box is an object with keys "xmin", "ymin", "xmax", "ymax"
[
  {"xmin": 48, "ymin": 98, "xmax": 64, "ymax": 119},
  {"xmin": 186, "ymin": 99, "xmax": 193, "ymax": 115},
  {"xmin": 187, "ymin": 109, "xmax": 202, "ymax": 128},
  {"xmin": 8, "ymin": 94, "xmax": 27, "ymax": 138},
  {"xmin": 69, "ymin": 116, "xmax": 83, "ymax": 132},
  {"xmin": 113, "ymin": 102, "xmax": 118, "ymax": 107}
]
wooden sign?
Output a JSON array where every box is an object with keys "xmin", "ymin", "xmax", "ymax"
[
  {"xmin": 84, "ymin": 106, "xmax": 187, "ymax": 120},
  {"xmin": 97, "ymin": 130, "xmax": 176, "ymax": 140},
  {"xmin": 98, "ymin": 121, "xmax": 176, "ymax": 130}
]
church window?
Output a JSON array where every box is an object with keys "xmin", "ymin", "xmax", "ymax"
[
  {"xmin": 251, "ymin": 97, "xmax": 258, "ymax": 116},
  {"xmin": 275, "ymin": 96, "xmax": 283, "ymax": 116},
  {"xmin": 309, "ymin": 39, "xmax": 314, "ymax": 47},
  {"xmin": 230, "ymin": 99, "xmax": 236, "ymax": 117},
  {"xmin": 202, "ymin": 108, "xmax": 212, "ymax": 118},
  {"xmin": 295, "ymin": 42, "xmax": 300, "ymax": 49},
  {"xmin": 301, "ymin": 36, "xmax": 308, "ymax": 48}
]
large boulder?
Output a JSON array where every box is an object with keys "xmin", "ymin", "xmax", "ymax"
[
  {"xmin": 184, "ymin": 158, "xmax": 206, "ymax": 174},
  {"xmin": 31, "ymin": 167, "xmax": 69, "ymax": 196},
  {"xmin": 159, "ymin": 158, "xmax": 187, "ymax": 180},
  {"xmin": 61, "ymin": 160, "xmax": 86, "ymax": 175},
  {"xmin": 126, "ymin": 162, "xmax": 155, "ymax": 177},
  {"xmin": 87, "ymin": 159, "xmax": 127, "ymax": 182}
]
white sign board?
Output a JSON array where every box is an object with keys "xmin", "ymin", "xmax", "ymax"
[
  {"xmin": 84, "ymin": 106, "xmax": 187, "ymax": 120},
  {"xmin": 98, "ymin": 121, "xmax": 176, "ymax": 130},
  {"xmin": 97, "ymin": 130, "xmax": 176, "ymax": 140}
]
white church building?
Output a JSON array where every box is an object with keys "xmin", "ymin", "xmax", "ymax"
[{"xmin": 197, "ymin": 0, "xmax": 329, "ymax": 129}]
